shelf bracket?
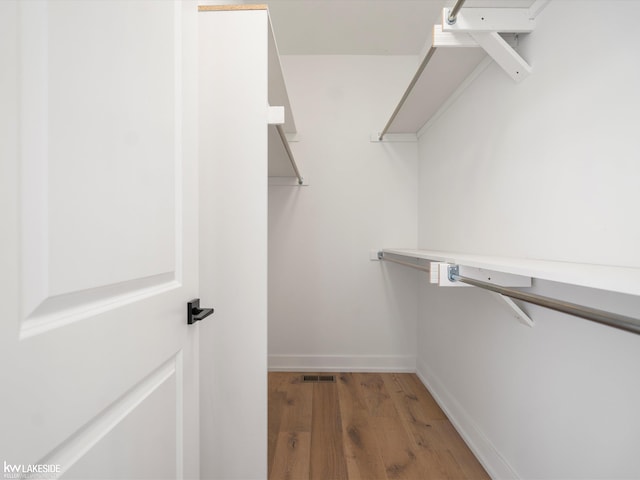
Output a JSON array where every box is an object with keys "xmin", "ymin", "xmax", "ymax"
[
  {"xmin": 470, "ymin": 31, "xmax": 531, "ymax": 82},
  {"xmin": 433, "ymin": 263, "xmax": 531, "ymax": 288},
  {"xmin": 489, "ymin": 292, "xmax": 534, "ymax": 328},
  {"xmin": 275, "ymin": 124, "xmax": 304, "ymax": 185},
  {"xmin": 439, "ymin": 7, "xmax": 534, "ymax": 83},
  {"xmin": 431, "ymin": 263, "xmax": 534, "ymax": 327}
]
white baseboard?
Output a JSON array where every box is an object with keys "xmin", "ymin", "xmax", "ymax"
[
  {"xmin": 416, "ymin": 358, "xmax": 519, "ymax": 480},
  {"xmin": 268, "ymin": 354, "xmax": 416, "ymax": 372}
]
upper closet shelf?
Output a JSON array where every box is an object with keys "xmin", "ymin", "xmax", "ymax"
[
  {"xmin": 380, "ymin": 46, "xmax": 486, "ymax": 137},
  {"xmin": 381, "ymin": 248, "xmax": 640, "ymax": 298},
  {"xmin": 376, "ymin": 0, "xmax": 548, "ymax": 140},
  {"xmin": 199, "ymin": 4, "xmax": 303, "ymax": 184},
  {"xmin": 266, "ymin": 8, "xmax": 304, "ymax": 184}
]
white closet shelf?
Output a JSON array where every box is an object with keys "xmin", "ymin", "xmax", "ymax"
[
  {"xmin": 266, "ymin": 8, "xmax": 302, "ymax": 183},
  {"xmin": 200, "ymin": 4, "xmax": 302, "ymax": 183},
  {"xmin": 267, "ymin": 13, "xmax": 295, "ymax": 135},
  {"xmin": 376, "ymin": 1, "xmax": 546, "ymax": 140},
  {"xmin": 379, "ymin": 46, "xmax": 487, "ymax": 137},
  {"xmin": 381, "ymin": 248, "xmax": 640, "ymax": 297}
]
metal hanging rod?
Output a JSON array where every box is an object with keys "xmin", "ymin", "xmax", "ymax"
[
  {"xmin": 378, "ymin": 46, "xmax": 437, "ymax": 141},
  {"xmin": 447, "ymin": 0, "xmax": 468, "ymax": 25},
  {"xmin": 275, "ymin": 124, "xmax": 303, "ymax": 185},
  {"xmin": 448, "ymin": 266, "xmax": 640, "ymax": 336},
  {"xmin": 378, "ymin": 253, "xmax": 431, "ymax": 273}
]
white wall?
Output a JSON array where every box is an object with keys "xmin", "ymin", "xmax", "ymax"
[
  {"xmin": 418, "ymin": 2, "xmax": 640, "ymax": 267},
  {"xmin": 417, "ymin": 1, "xmax": 640, "ymax": 478},
  {"xmin": 268, "ymin": 55, "xmax": 420, "ymax": 372}
]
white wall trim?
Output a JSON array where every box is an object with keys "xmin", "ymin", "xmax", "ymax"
[
  {"xmin": 268, "ymin": 354, "xmax": 416, "ymax": 372},
  {"xmin": 416, "ymin": 358, "xmax": 520, "ymax": 480}
]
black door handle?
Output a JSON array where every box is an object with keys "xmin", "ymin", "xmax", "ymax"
[{"xmin": 187, "ymin": 298, "xmax": 214, "ymax": 325}]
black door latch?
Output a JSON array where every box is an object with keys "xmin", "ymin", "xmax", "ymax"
[{"xmin": 187, "ymin": 298, "xmax": 214, "ymax": 325}]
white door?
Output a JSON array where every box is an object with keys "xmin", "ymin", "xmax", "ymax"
[{"xmin": 0, "ymin": 1, "xmax": 200, "ymax": 478}]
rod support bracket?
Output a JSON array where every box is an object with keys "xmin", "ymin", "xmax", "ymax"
[
  {"xmin": 446, "ymin": 8, "xmax": 457, "ymax": 25},
  {"xmin": 448, "ymin": 265, "xmax": 459, "ymax": 282}
]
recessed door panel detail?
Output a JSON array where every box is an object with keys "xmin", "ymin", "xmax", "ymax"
[
  {"xmin": 39, "ymin": 354, "xmax": 182, "ymax": 479},
  {"xmin": 19, "ymin": 1, "xmax": 182, "ymax": 336}
]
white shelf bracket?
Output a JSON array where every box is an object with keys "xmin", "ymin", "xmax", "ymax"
[
  {"xmin": 431, "ymin": 262, "xmax": 534, "ymax": 326},
  {"xmin": 440, "ymin": 7, "xmax": 534, "ymax": 83},
  {"xmin": 434, "ymin": 264, "xmax": 531, "ymax": 288},
  {"xmin": 470, "ymin": 31, "xmax": 531, "ymax": 82},
  {"xmin": 489, "ymin": 292, "xmax": 535, "ymax": 328}
]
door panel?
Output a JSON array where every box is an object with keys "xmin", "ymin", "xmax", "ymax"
[
  {"xmin": 61, "ymin": 357, "xmax": 179, "ymax": 480},
  {"xmin": 21, "ymin": 0, "xmax": 180, "ymax": 336},
  {"xmin": 45, "ymin": 0, "xmax": 176, "ymax": 295},
  {"xmin": 0, "ymin": 1, "xmax": 199, "ymax": 478}
]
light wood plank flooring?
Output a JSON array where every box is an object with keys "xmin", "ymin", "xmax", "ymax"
[{"xmin": 268, "ymin": 372, "xmax": 489, "ymax": 480}]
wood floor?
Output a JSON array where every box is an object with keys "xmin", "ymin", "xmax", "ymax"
[{"xmin": 268, "ymin": 372, "xmax": 490, "ymax": 480}]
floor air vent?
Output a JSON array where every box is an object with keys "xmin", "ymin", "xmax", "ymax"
[{"xmin": 302, "ymin": 375, "xmax": 336, "ymax": 383}]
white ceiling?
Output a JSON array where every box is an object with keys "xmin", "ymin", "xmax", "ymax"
[{"xmin": 263, "ymin": 0, "xmax": 536, "ymax": 55}]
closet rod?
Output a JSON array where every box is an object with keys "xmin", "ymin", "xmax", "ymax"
[
  {"xmin": 448, "ymin": 266, "xmax": 640, "ymax": 335},
  {"xmin": 275, "ymin": 124, "xmax": 303, "ymax": 185},
  {"xmin": 447, "ymin": 0, "xmax": 468, "ymax": 25},
  {"xmin": 378, "ymin": 46, "xmax": 437, "ymax": 141},
  {"xmin": 379, "ymin": 254, "xmax": 432, "ymax": 273}
]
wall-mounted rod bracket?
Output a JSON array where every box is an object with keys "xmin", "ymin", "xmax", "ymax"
[
  {"xmin": 440, "ymin": 7, "xmax": 534, "ymax": 82},
  {"xmin": 447, "ymin": 265, "xmax": 640, "ymax": 335},
  {"xmin": 446, "ymin": 0, "xmax": 468, "ymax": 25},
  {"xmin": 437, "ymin": 263, "xmax": 531, "ymax": 288},
  {"xmin": 448, "ymin": 265, "xmax": 459, "ymax": 282},
  {"xmin": 442, "ymin": 263, "xmax": 534, "ymax": 326}
]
